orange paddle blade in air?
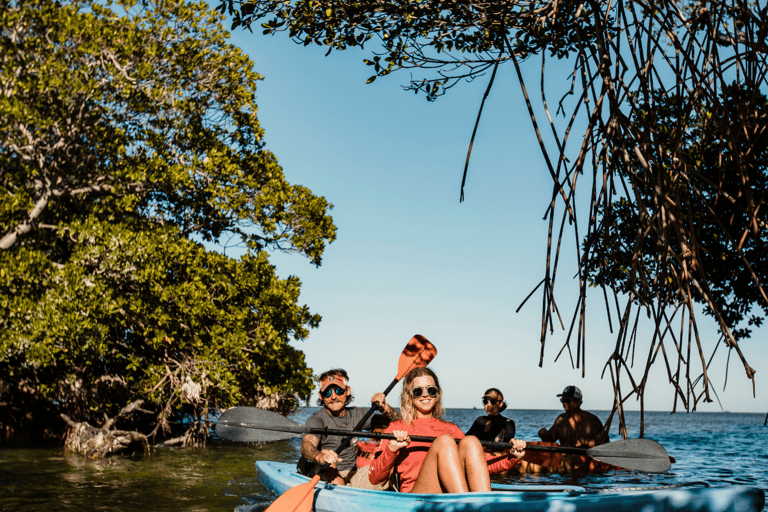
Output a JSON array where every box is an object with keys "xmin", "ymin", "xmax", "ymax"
[
  {"xmin": 265, "ymin": 475, "xmax": 319, "ymax": 512},
  {"xmin": 396, "ymin": 335, "xmax": 437, "ymax": 380}
]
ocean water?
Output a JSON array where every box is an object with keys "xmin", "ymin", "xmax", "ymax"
[{"xmin": 1, "ymin": 408, "xmax": 765, "ymax": 511}]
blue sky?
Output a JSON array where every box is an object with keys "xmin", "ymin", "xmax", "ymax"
[{"xmin": 221, "ymin": 18, "xmax": 767, "ymax": 414}]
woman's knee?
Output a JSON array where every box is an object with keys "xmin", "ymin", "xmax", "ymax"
[
  {"xmin": 433, "ymin": 434, "xmax": 459, "ymax": 449},
  {"xmin": 458, "ymin": 435, "xmax": 484, "ymax": 455}
]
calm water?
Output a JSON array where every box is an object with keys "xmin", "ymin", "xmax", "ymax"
[{"xmin": 1, "ymin": 409, "xmax": 766, "ymax": 511}]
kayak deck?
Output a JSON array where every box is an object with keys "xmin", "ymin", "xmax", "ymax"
[{"xmin": 256, "ymin": 461, "xmax": 764, "ymax": 512}]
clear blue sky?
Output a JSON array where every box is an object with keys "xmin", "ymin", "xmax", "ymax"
[{"xmin": 221, "ymin": 17, "xmax": 767, "ymax": 414}]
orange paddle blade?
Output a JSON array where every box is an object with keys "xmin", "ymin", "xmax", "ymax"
[
  {"xmin": 264, "ymin": 475, "xmax": 320, "ymax": 512},
  {"xmin": 396, "ymin": 335, "xmax": 437, "ymax": 380}
]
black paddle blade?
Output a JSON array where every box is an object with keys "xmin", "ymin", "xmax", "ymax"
[
  {"xmin": 215, "ymin": 406, "xmax": 305, "ymax": 443},
  {"xmin": 588, "ymin": 438, "xmax": 671, "ymax": 473}
]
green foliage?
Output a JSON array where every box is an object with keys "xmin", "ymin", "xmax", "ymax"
[
  {"xmin": 584, "ymin": 85, "xmax": 768, "ymax": 341},
  {"xmin": 0, "ymin": 0, "xmax": 336, "ymax": 444},
  {"xmin": 218, "ymin": 0, "xmax": 603, "ymax": 100}
]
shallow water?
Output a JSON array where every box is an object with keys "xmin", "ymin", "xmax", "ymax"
[{"xmin": 1, "ymin": 409, "xmax": 765, "ymax": 511}]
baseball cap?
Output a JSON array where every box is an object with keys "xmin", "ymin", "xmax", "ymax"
[
  {"xmin": 557, "ymin": 386, "xmax": 582, "ymax": 400},
  {"xmin": 319, "ymin": 374, "xmax": 348, "ymax": 392}
]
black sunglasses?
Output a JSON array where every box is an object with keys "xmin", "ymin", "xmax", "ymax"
[
  {"xmin": 560, "ymin": 397, "xmax": 576, "ymax": 404},
  {"xmin": 321, "ymin": 385, "xmax": 347, "ymax": 398},
  {"xmin": 411, "ymin": 386, "xmax": 439, "ymax": 398},
  {"xmin": 482, "ymin": 397, "xmax": 501, "ymax": 406}
]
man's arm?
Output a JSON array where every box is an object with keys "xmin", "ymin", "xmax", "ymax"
[
  {"xmin": 591, "ymin": 414, "xmax": 608, "ymax": 446},
  {"xmin": 301, "ymin": 434, "xmax": 340, "ymax": 465},
  {"xmin": 301, "ymin": 434, "xmax": 321, "ymax": 462},
  {"xmin": 371, "ymin": 392, "xmax": 400, "ymax": 421},
  {"xmin": 538, "ymin": 416, "xmax": 562, "ymax": 442}
]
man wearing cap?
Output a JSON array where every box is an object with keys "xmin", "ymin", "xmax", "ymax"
[
  {"xmin": 537, "ymin": 386, "xmax": 607, "ymax": 448},
  {"xmin": 298, "ymin": 368, "xmax": 399, "ymax": 485}
]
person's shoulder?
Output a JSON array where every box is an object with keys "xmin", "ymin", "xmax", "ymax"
[
  {"xmin": 307, "ymin": 407, "xmax": 327, "ymax": 417},
  {"xmin": 304, "ymin": 409, "xmax": 327, "ymax": 428},
  {"xmin": 585, "ymin": 410, "xmax": 604, "ymax": 424}
]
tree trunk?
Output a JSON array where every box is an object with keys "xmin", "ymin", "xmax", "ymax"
[{"xmin": 61, "ymin": 414, "xmax": 149, "ymax": 458}]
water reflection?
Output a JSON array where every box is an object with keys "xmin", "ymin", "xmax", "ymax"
[{"xmin": 1, "ymin": 439, "xmax": 302, "ymax": 511}]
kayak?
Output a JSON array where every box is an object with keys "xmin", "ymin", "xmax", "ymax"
[{"xmin": 256, "ymin": 461, "xmax": 765, "ymax": 512}]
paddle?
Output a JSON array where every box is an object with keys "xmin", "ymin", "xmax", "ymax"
[
  {"xmin": 226, "ymin": 335, "xmax": 436, "ymax": 512},
  {"xmin": 217, "ymin": 406, "xmax": 672, "ymax": 474}
]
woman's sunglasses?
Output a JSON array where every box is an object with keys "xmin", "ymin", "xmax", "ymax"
[
  {"xmin": 411, "ymin": 386, "xmax": 439, "ymax": 398},
  {"xmin": 482, "ymin": 397, "xmax": 501, "ymax": 405},
  {"xmin": 321, "ymin": 385, "xmax": 347, "ymax": 399}
]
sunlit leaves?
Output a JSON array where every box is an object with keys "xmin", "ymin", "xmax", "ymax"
[{"xmin": 0, "ymin": 0, "xmax": 335, "ymax": 444}]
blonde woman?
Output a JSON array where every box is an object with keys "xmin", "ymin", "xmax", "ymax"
[{"xmin": 368, "ymin": 368, "xmax": 526, "ymax": 493}]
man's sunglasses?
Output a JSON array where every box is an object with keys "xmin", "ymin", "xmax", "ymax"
[
  {"xmin": 321, "ymin": 385, "xmax": 347, "ymax": 398},
  {"xmin": 482, "ymin": 397, "xmax": 501, "ymax": 406},
  {"xmin": 560, "ymin": 397, "xmax": 576, "ymax": 404},
  {"xmin": 411, "ymin": 386, "xmax": 439, "ymax": 398}
]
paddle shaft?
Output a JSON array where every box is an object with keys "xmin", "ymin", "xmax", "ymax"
[{"xmin": 218, "ymin": 421, "xmax": 588, "ymax": 455}]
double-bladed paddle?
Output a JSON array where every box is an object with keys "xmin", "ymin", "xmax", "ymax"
[
  {"xmin": 216, "ymin": 406, "xmax": 672, "ymax": 474},
  {"xmin": 220, "ymin": 335, "xmax": 436, "ymax": 512}
]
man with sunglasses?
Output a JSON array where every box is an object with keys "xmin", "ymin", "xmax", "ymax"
[
  {"xmin": 298, "ymin": 368, "xmax": 399, "ymax": 485},
  {"xmin": 537, "ymin": 386, "xmax": 607, "ymax": 448}
]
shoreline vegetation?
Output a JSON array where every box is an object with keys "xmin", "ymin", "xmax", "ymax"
[
  {"xmin": 4, "ymin": 0, "xmax": 767, "ymax": 459},
  {"xmin": 0, "ymin": 0, "xmax": 335, "ymax": 455}
]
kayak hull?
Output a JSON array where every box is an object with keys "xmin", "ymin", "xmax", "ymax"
[{"xmin": 256, "ymin": 461, "xmax": 764, "ymax": 512}]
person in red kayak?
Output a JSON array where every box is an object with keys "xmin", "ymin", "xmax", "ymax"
[
  {"xmin": 537, "ymin": 386, "xmax": 607, "ymax": 448},
  {"xmin": 368, "ymin": 367, "xmax": 526, "ymax": 493},
  {"xmin": 298, "ymin": 369, "xmax": 399, "ymax": 485}
]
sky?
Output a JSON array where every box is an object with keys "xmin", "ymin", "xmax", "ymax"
[{"xmin": 219, "ymin": 13, "xmax": 767, "ymax": 415}]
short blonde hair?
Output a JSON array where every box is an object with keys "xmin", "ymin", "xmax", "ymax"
[{"xmin": 400, "ymin": 367, "xmax": 444, "ymax": 425}]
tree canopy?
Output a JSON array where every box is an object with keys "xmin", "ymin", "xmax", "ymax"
[
  {"xmin": 0, "ymin": 0, "xmax": 336, "ymax": 446},
  {"xmin": 220, "ymin": 0, "xmax": 767, "ymax": 426}
]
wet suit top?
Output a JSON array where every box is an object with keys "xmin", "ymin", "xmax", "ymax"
[{"xmin": 466, "ymin": 414, "xmax": 516, "ymax": 442}]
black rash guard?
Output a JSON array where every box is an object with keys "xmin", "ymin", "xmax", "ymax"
[{"xmin": 465, "ymin": 414, "xmax": 516, "ymax": 442}]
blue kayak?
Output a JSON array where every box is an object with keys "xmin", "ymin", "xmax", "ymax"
[{"xmin": 256, "ymin": 461, "xmax": 764, "ymax": 512}]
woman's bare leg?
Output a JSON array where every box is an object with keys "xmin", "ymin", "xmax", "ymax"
[
  {"xmin": 410, "ymin": 435, "xmax": 468, "ymax": 493},
  {"xmin": 458, "ymin": 436, "xmax": 491, "ymax": 491}
]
